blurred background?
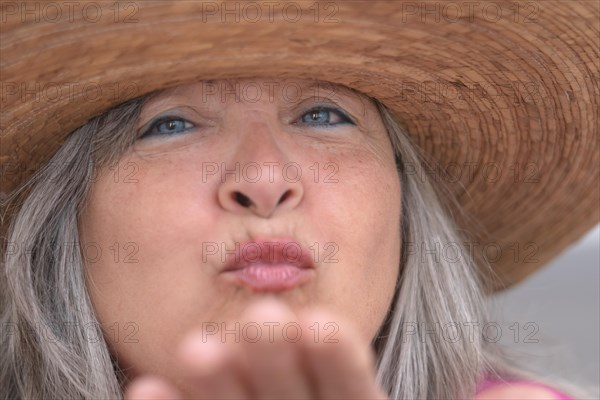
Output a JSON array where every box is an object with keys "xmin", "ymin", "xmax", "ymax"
[{"xmin": 489, "ymin": 224, "xmax": 599, "ymax": 397}]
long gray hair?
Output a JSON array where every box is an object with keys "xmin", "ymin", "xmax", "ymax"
[{"xmin": 0, "ymin": 87, "xmax": 587, "ymax": 399}]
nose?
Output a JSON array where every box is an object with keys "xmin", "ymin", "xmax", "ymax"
[{"xmin": 217, "ymin": 127, "xmax": 304, "ymax": 219}]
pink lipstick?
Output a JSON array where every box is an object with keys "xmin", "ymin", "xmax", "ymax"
[{"xmin": 220, "ymin": 238, "xmax": 315, "ymax": 292}]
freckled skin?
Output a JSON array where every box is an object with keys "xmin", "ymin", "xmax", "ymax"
[{"xmin": 79, "ymin": 78, "xmax": 402, "ymax": 384}]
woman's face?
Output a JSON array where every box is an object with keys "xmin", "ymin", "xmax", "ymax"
[{"xmin": 80, "ymin": 78, "xmax": 401, "ymax": 379}]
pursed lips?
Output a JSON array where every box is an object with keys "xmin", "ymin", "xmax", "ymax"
[{"xmin": 220, "ymin": 238, "xmax": 316, "ymax": 292}]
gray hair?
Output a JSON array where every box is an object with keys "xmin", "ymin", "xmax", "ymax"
[
  {"xmin": 374, "ymin": 102, "xmax": 512, "ymax": 398},
  {"xmin": 0, "ymin": 89, "xmax": 589, "ymax": 399},
  {"xmin": 1, "ymin": 98, "xmax": 145, "ymax": 398}
]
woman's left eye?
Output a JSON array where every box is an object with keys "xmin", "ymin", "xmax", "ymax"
[
  {"xmin": 140, "ymin": 117, "xmax": 196, "ymax": 139},
  {"xmin": 297, "ymin": 107, "xmax": 355, "ymax": 127}
]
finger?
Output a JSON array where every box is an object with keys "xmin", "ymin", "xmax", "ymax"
[
  {"xmin": 124, "ymin": 376, "xmax": 182, "ymax": 400},
  {"xmin": 297, "ymin": 309, "xmax": 388, "ymax": 400},
  {"xmin": 240, "ymin": 297, "xmax": 313, "ymax": 399},
  {"xmin": 177, "ymin": 332, "xmax": 250, "ymax": 399}
]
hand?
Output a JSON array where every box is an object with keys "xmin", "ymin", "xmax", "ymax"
[{"xmin": 124, "ymin": 297, "xmax": 389, "ymax": 399}]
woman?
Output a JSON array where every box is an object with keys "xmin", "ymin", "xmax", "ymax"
[{"xmin": 1, "ymin": 2, "xmax": 598, "ymax": 399}]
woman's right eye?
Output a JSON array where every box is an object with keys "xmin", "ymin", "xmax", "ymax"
[{"xmin": 140, "ymin": 117, "xmax": 196, "ymax": 139}]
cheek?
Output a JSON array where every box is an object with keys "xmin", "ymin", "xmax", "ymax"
[
  {"xmin": 82, "ymin": 154, "xmax": 215, "ymax": 270},
  {"xmin": 310, "ymin": 151, "xmax": 402, "ymax": 342},
  {"xmin": 79, "ymin": 153, "xmax": 225, "ymax": 373}
]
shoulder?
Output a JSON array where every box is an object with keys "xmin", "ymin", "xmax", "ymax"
[{"xmin": 475, "ymin": 382, "xmax": 570, "ymax": 400}]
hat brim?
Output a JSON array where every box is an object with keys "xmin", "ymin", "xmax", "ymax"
[{"xmin": 1, "ymin": 1, "xmax": 598, "ymax": 292}]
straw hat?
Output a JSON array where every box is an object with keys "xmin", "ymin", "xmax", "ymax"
[{"xmin": 1, "ymin": 1, "xmax": 598, "ymax": 292}]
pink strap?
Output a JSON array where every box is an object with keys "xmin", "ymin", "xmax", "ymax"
[{"xmin": 476, "ymin": 379, "xmax": 574, "ymax": 399}]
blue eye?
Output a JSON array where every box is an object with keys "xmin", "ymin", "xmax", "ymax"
[
  {"xmin": 298, "ymin": 107, "xmax": 355, "ymax": 127},
  {"xmin": 140, "ymin": 117, "xmax": 195, "ymax": 139}
]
